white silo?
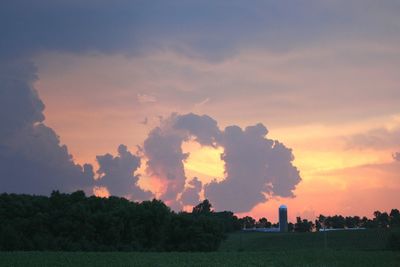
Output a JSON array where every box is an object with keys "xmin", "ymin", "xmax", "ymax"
[{"xmin": 279, "ymin": 205, "xmax": 288, "ymax": 232}]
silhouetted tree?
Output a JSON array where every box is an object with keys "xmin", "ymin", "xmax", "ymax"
[
  {"xmin": 256, "ymin": 217, "xmax": 272, "ymax": 228},
  {"xmin": 294, "ymin": 217, "xmax": 314, "ymax": 232},
  {"xmin": 315, "ymin": 219, "xmax": 322, "ymax": 231},
  {"xmin": 389, "ymin": 209, "xmax": 400, "ymax": 227},
  {"xmin": 192, "ymin": 199, "xmax": 212, "ymax": 214},
  {"xmin": 374, "ymin": 211, "xmax": 390, "ymax": 228},
  {"xmin": 239, "ymin": 216, "xmax": 256, "ymax": 229},
  {"xmin": 288, "ymin": 222, "xmax": 294, "ymax": 232}
]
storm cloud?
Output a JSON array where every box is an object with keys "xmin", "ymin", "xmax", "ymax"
[
  {"xmin": 0, "ymin": 60, "xmax": 94, "ymax": 195},
  {"xmin": 142, "ymin": 113, "xmax": 301, "ymax": 212},
  {"xmin": 1, "ymin": 1, "xmax": 376, "ymax": 61},
  {"xmin": 96, "ymin": 144, "xmax": 153, "ymax": 200},
  {"xmin": 205, "ymin": 124, "xmax": 301, "ymax": 212}
]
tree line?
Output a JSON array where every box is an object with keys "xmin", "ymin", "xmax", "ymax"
[
  {"xmin": 241, "ymin": 209, "xmax": 400, "ymax": 233},
  {"xmin": 0, "ymin": 191, "xmax": 399, "ymax": 251},
  {"xmin": 0, "ymin": 192, "xmax": 241, "ymax": 251}
]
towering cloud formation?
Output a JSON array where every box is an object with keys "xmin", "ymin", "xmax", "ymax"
[
  {"xmin": 143, "ymin": 115, "xmax": 189, "ymax": 209},
  {"xmin": 142, "ymin": 113, "xmax": 301, "ymax": 212},
  {"xmin": 0, "ymin": 62, "xmax": 43, "ymax": 139},
  {"xmin": 96, "ymin": 145, "xmax": 152, "ymax": 200},
  {"xmin": 1, "ymin": 1, "xmax": 305, "ymax": 204},
  {"xmin": 205, "ymin": 124, "xmax": 301, "ymax": 212},
  {"xmin": 0, "ymin": 60, "xmax": 94, "ymax": 195}
]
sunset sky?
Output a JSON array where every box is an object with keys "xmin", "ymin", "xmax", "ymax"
[{"xmin": 1, "ymin": 1, "xmax": 399, "ymax": 222}]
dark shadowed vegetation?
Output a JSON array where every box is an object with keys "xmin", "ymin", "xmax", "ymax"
[
  {"xmin": 1, "ymin": 250, "xmax": 400, "ymax": 267},
  {"xmin": 0, "ymin": 191, "xmax": 399, "ymax": 253},
  {"xmin": 0, "ymin": 192, "xmax": 240, "ymax": 252},
  {"xmin": 220, "ymin": 229, "xmax": 400, "ymax": 252}
]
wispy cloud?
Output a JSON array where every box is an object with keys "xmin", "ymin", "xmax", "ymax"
[{"xmin": 137, "ymin": 93, "xmax": 157, "ymax": 104}]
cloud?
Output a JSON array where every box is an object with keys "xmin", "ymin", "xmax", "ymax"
[
  {"xmin": 137, "ymin": 93, "xmax": 157, "ymax": 104},
  {"xmin": 142, "ymin": 115, "xmax": 187, "ymax": 209},
  {"xmin": 194, "ymin": 98, "xmax": 210, "ymax": 108},
  {"xmin": 0, "ymin": 60, "xmax": 94, "ymax": 194},
  {"xmin": 2, "ymin": 1, "xmax": 399, "ymax": 62},
  {"xmin": 0, "ymin": 61, "xmax": 44, "ymax": 140},
  {"xmin": 174, "ymin": 113, "xmax": 221, "ymax": 146},
  {"xmin": 204, "ymin": 124, "xmax": 301, "ymax": 212},
  {"xmin": 142, "ymin": 113, "xmax": 221, "ymax": 208},
  {"xmin": 393, "ymin": 152, "xmax": 400, "ymax": 162},
  {"xmin": 345, "ymin": 126, "xmax": 400, "ymax": 150},
  {"xmin": 180, "ymin": 177, "xmax": 202, "ymax": 206},
  {"xmin": 143, "ymin": 113, "xmax": 301, "ymax": 212},
  {"xmin": 96, "ymin": 144, "xmax": 153, "ymax": 201},
  {"xmin": 140, "ymin": 117, "xmax": 149, "ymax": 125}
]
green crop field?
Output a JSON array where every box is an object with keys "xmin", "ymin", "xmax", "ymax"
[
  {"xmin": 0, "ymin": 250, "xmax": 399, "ymax": 267},
  {"xmin": 1, "ymin": 229, "xmax": 399, "ymax": 267},
  {"xmin": 219, "ymin": 229, "xmax": 395, "ymax": 251}
]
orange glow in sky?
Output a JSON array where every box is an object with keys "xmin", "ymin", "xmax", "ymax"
[{"xmin": 34, "ymin": 50, "xmax": 400, "ymax": 223}]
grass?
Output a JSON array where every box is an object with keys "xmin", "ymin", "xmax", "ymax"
[
  {"xmin": 219, "ymin": 229, "xmax": 394, "ymax": 252},
  {"xmin": 1, "ymin": 229, "xmax": 399, "ymax": 267},
  {"xmin": 0, "ymin": 250, "xmax": 399, "ymax": 267}
]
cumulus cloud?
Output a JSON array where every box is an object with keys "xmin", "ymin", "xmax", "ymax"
[
  {"xmin": 180, "ymin": 177, "xmax": 202, "ymax": 206},
  {"xmin": 143, "ymin": 116, "xmax": 189, "ymax": 209},
  {"xmin": 205, "ymin": 124, "xmax": 301, "ymax": 212},
  {"xmin": 143, "ymin": 113, "xmax": 301, "ymax": 212},
  {"xmin": 174, "ymin": 113, "xmax": 221, "ymax": 147},
  {"xmin": 96, "ymin": 144, "xmax": 153, "ymax": 201},
  {"xmin": 0, "ymin": 60, "xmax": 94, "ymax": 195},
  {"xmin": 0, "ymin": 61, "xmax": 44, "ymax": 140},
  {"xmin": 142, "ymin": 113, "xmax": 222, "ymax": 208}
]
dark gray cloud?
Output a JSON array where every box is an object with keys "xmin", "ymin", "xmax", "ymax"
[
  {"xmin": 0, "ymin": 60, "xmax": 44, "ymax": 140},
  {"xmin": 2, "ymin": 1, "xmax": 398, "ymax": 61},
  {"xmin": 96, "ymin": 144, "xmax": 153, "ymax": 200},
  {"xmin": 174, "ymin": 113, "xmax": 221, "ymax": 146},
  {"xmin": 143, "ymin": 113, "xmax": 301, "ymax": 212},
  {"xmin": 180, "ymin": 177, "xmax": 202, "ymax": 206},
  {"xmin": 0, "ymin": 60, "xmax": 94, "ymax": 194},
  {"xmin": 0, "ymin": 123, "xmax": 94, "ymax": 195}
]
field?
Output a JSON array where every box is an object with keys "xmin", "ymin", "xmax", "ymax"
[
  {"xmin": 1, "ymin": 229, "xmax": 399, "ymax": 267},
  {"xmin": 219, "ymin": 229, "xmax": 394, "ymax": 251}
]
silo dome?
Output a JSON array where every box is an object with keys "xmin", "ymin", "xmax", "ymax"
[{"xmin": 279, "ymin": 204, "xmax": 287, "ymax": 209}]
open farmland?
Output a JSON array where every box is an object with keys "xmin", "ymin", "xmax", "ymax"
[
  {"xmin": 219, "ymin": 229, "xmax": 396, "ymax": 251},
  {"xmin": 1, "ymin": 229, "xmax": 399, "ymax": 267},
  {"xmin": 0, "ymin": 250, "xmax": 399, "ymax": 267}
]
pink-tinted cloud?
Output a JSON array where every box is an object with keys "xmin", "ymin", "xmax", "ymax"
[{"xmin": 142, "ymin": 113, "xmax": 301, "ymax": 212}]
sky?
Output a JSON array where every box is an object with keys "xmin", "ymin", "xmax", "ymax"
[{"xmin": 1, "ymin": 0, "xmax": 400, "ymax": 222}]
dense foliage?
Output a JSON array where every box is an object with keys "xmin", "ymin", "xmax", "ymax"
[
  {"xmin": 0, "ymin": 191, "xmax": 398, "ymax": 251},
  {"xmin": 0, "ymin": 192, "xmax": 239, "ymax": 251},
  {"xmin": 252, "ymin": 210, "xmax": 400, "ymax": 233}
]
